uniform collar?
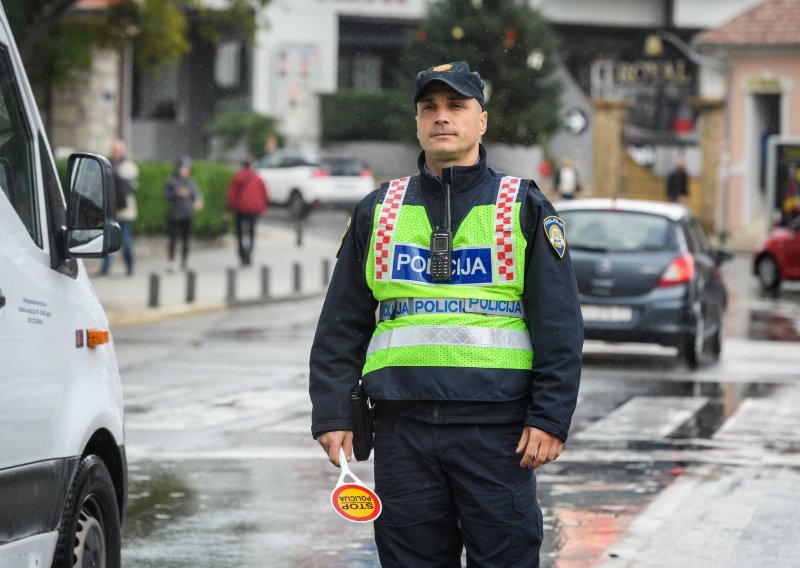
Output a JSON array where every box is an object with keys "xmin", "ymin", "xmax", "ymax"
[{"xmin": 417, "ymin": 144, "xmax": 492, "ymax": 193}]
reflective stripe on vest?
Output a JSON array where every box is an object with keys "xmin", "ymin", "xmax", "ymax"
[
  {"xmin": 374, "ymin": 176, "xmax": 410, "ymax": 281},
  {"xmin": 495, "ymin": 176, "xmax": 523, "ymax": 282},
  {"xmin": 366, "ymin": 326, "xmax": 532, "ymax": 357},
  {"xmin": 378, "ymin": 297, "xmax": 525, "ymax": 321}
]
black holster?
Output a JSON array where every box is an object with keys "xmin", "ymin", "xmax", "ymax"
[{"xmin": 350, "ymin": 383, "xmax": 374, "ymax": 461}]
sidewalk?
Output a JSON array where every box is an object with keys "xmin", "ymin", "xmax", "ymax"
[
  {"xmin": 600, "ymin": 378, "xmax": 800, "ymax": 567},
  {"xmin": 86, "ymin": 222, "xmax": 340, "ymax": 327}
]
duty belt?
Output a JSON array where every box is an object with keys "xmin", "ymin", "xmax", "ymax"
[{"xmin": 378, "ymin": 297, "xmax": 526, "ymax": 321}]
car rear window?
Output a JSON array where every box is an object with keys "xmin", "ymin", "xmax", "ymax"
[
  {"xmin": 319, "ymin": 157, "xmax": 366, "ymax": 176},
  {"xmin": 560, "ymin": 210, "xmax": 677, "ymax": 252}
]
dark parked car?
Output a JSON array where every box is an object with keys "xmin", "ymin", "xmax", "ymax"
[
  {"xmin": 752, "ymin": 216, "xmax": 800, "ymax": 291},
  {"xmin": 557, "ymin": 199, "xmax": 731, "ymax": 368}
]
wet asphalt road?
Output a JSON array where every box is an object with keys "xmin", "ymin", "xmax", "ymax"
[{"xmin": 115, "ymin": 209, "xmax": 800, "ymax": 567}]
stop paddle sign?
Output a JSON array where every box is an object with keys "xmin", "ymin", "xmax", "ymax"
[{"xmin": 330, "ymin": 449, "xmax": 382, "ymax": 523}]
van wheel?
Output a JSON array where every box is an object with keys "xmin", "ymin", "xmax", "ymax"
[
  {"xmin": 756, "ymin": 255, "xmax": 780, "ymax": 291},
  {"xmin": 52, "ymin": 455, "xmax": 120, "ymax": 568}
]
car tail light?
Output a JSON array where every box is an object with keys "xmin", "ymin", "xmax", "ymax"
[
  {"xmin": 657, "ymin": 253, "xmax": 695, "ymax": 287},
  {"xmin": 360, "ymin": 169, "xmax": 373, "ymax": 177},
  {"xmin": 312, "ymin": 168, "xmax": 331, "ymax": 178}
]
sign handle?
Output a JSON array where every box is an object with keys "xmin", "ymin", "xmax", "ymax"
[{"xmin": 337, "ymin": 448, "xmax": 366, "ymax": 487}]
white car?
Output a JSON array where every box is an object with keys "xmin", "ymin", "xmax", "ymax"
[
  {"xmin": 0, "ymin": 6, "xmax": 126, "ymax": 568},
  {"xmin": 256, "ymin": 149, "xmax": 376, "ymax": 218}
]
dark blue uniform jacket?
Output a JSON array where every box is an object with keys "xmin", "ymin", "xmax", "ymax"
[{"xmin": 309, "ymin": 146, "xmax": 583, "ymax": 441}]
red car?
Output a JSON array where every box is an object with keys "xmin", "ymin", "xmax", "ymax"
[{"xmin": 753, "ymin": 217, "xmax": 800, "ymax": 290}]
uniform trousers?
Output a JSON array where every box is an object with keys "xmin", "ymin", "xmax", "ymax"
[{"xmin": 373, "ymin": 408, "xmax": 543, "ymax": 568}]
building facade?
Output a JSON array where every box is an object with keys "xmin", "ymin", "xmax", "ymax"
[{"xmin": 696, "ymin": 0, "xmax": 800, "ymax": 243}]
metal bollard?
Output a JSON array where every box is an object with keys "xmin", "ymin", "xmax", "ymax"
[
  {"xmin": 226, "ymin": 267, "xmax": 237, "ymax": 303},
  {"xmin": 293, "ymin": 262, "xmax": 302, "ymax": 293},
  {"xmin": 186, "ymin": 270, "xmax": 196, "ymax": 304},
  {"xmin": 148, "ymin": 273, "xmax": 160, "ymax": 308},
  {"xmin": 261, "ymin": 265, "xmax": 270, "ymax": 299},
  {"xmin": 322, "ymin": 258, "xmax": 330, "ymax": 286}
]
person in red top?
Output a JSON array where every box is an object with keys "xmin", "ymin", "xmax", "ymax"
[{"xmin": 226, "ymin": 157, "xmax": 269, "ymax": 266}]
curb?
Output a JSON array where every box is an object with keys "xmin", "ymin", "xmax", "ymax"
[{"xmin": 107, "ymin": 290, "xmax": 328, "ymax": 328}]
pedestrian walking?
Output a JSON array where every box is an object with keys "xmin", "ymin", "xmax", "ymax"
[
  {"xmin": 226, "ymin": 157, "xmax": 269, "ymax": 266},
  {"xmin": 99, "ymin": 139, "xmax": 139, "ymax": 276},
  {"xmin": 262, "ymin": 134, "xmax": 279, "ymax": 161},
  {"xmin": 309, "ymin": 61, "xmax": 583, "ymax": 567},
  {"xmin": 164, "ymin": 157, "xmax": 203, "ymax": 271},
  {"xmin": 554, "ymin": 156, "xmax": 581, "ymax": 200},
  {"xmin": 665, "ymin": 156, "xmax": 689, "ymax": 204}
]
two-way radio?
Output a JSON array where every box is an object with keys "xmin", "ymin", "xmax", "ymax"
[{"xmin": 430, "ymin": 180, "xmax": 453, "ymax": 282}]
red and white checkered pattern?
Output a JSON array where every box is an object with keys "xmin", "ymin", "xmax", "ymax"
[
  {"xmin": 374, "ymin": 177, "xmax": 410, "ymax": 280},
  {"xmin": 494, "ymin": 176, "xmax": 522, "ymax": 282}
]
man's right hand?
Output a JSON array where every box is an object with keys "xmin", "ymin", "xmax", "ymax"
[{"xmin": 316, "ymin": 430, "xmax": 353, "ymax": 467}]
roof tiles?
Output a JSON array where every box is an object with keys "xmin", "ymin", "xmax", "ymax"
[{"xmin": 695, "ymin": 0, "xmax": 800, "ymax": 46}]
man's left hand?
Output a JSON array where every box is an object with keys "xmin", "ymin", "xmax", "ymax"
[{"xmin": 516, "ymin": 427, "xmax": 563, "ymax": 469}]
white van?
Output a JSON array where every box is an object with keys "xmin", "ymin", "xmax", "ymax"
[{"xmin": 0, "ymin": 5, "xmax": 126, "ymax": 568}]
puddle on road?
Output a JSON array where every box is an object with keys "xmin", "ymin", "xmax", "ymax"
[
  {"xmin": 538, "ymin": 460, "xmax": 680, "ymax": 567},
  {"xmin": 122, "ymin": 458, "xmax": 380, "ymax": 568},
  {"xmin": 747, "ymin": 299, "xmax": 800, "ymax": 341},
  {"xmin": 124, "ymin": 464, "xmax": 197, "ymax": 541},
  {"xmin": 122, "ymin": 456, "xmax": 685, "ymax": 568},
  {"xmin": 670, "ymin": 381, "xmax": 777, "ymax": 439}
]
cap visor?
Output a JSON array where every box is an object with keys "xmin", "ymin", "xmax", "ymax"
[{"xmin": 414, "ymin": 77, "xmax": 476, "ymax": 103}]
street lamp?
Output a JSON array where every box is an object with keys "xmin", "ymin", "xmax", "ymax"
[{"xmin": 657, "ymin": 30, "xmax": 731, "ymax": 244}]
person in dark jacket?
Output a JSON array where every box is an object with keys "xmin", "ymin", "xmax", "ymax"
[
  {"xmin": 665, "ymin": 156, "xmax": 689, "ymax": 204},
  {"xmin": 226, "ymin": 157, "xmax": 270, "ymax": 266},
  {"xmin": 164, "ymin": 157, "xmax": 203, "ymax": 271},
  {"xmin": 309, "ymin": 61, "xmax": 583, "ymax": 567},
  {"xmin": 98, "ymin": 139, "xmax": 139, "ymax": 276}
]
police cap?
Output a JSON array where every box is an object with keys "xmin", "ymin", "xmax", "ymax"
[{"xmin": 413, "ymin": 61, "xmax": 485, "ymax": 109}]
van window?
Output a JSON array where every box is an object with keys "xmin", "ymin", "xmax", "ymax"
[{"xmin": 0, "ymin": 46, "xmax": 38, "ymax": 246}]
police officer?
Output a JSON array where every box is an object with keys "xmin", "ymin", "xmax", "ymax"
[{"xmin": 309, "ymin": 61, "xmax": 583, "ymax": 567}]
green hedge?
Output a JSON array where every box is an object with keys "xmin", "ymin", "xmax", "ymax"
[
  {"xmin": 320, "ymin": 90, "xmax": 415, "ymax": 142},
  {"xmin": 58, "ymin": 158, "xmax": 235, "ymax": 238}
]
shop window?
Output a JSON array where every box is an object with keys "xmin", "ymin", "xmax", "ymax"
[{"xmin": 132, "ymin": 64, "xmax": 179, "ymax": 120}]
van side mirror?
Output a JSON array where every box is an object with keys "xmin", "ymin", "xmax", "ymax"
[{"xmin": 66, "ymin": 153, "xmax": 121, "ymax": 258}]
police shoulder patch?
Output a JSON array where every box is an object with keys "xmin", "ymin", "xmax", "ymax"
[
  {"xmin": 543, "ymin": 215, "xmax": 566, "ymax": 259},
  {"xmin": 336, "ymin": 217, "xmax": 351, "ymax": 259}
]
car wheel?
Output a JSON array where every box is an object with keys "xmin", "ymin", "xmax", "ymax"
[
  {"xmin": 52, "ymin": 455, "xmax": 121, "ymax": 568},
  {"xmin": 679, "ymin": 308, "xmax": 704, "ymax": 369},
  {"xmin": 288, "ymin": 191, "xmax": 306, "ymax": 220},
  {"xmin": 709, "ymin": 321, "xmax": 723, "ymax": 362},
  {"xmin": 756, "ymin": 255, "xmax": 780, "ymax": 291},
  {"xmin": 679, "ymin": 336, "xmax": 699, "ymax": 369}
]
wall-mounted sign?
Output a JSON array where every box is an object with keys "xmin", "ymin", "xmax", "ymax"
[
  {"xmin": 746, "ymin": 77, "xmax": 782, "ymax": 94},
  {"xmin": 563, "ymin": 107, "xmax": 589, "ymax": 136},
  {"xmin": 591, "ymin": 50, "xmax": 698, "ymax": 147}
]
